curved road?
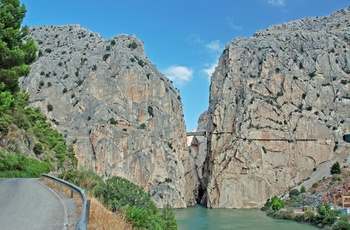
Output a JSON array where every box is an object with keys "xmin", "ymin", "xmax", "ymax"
[{"xmin": 0, "ymin": 178, "xmax": 66, "ymax": 230}]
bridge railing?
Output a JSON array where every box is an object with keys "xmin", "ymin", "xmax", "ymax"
[{"xmin": 41, "ymin": 174, "xmax": 90, "ymax": 230}]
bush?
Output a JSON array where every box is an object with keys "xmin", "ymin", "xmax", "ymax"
[
  {"xmin": 59, "ymin": 168, "xmax": 102, "ymax": 192},
  {"xmin": 304, "ymin": 210, "xmax": 314, "ymax": 222},
  {"xmin": 264, "ymin": 195, "xmax": 284, "ymax": 211},
  {"xmin": 289, "ymin": 188, "xmax": 300, "ymax": 197},
  {"xmin": 331, "ymin": 162, "xmax": 341, "ymax": 174},
  {"xmin": 0, "ymin": 151, "xmax": 52, "ymax": 178},
  {"xmin": 47, "ymin": 104, "xmax": 53, "ymax": 111},
  {"xmin": 128, "ymin": 41, "xmax": 138, "ymax": 50},
  {"xmin": 332, "ymin": 220, "xmax": 350, "ymax": 230},
  {"xmin": 93, "ymin": 176, "xmax": 177, "ymax": 229},
  {"xmin": 148, "ymin": 106, "xmax": 154, "ymax": 117},
  {"xmin": 300, "ymin": 185, "xmax": 306, "ymax": 193},
  {"xmin": 294, "ymin": 213, "xmax": 304, "ymax": 222}
]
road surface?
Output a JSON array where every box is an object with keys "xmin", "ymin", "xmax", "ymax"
[{"xmin": 0, "ymin": 178, "xmax": 66, "ymax": 230}]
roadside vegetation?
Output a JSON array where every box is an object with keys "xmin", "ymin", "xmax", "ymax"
[
  {"xmin": 0, "ymin": 150, "xmax": 52, "ymax": 177},
  {"xmin": 263, "ymin": 162, "xmax": 350, "ymax": 229},
  {"xmin": 59, "ymin": 168, "xmax": 178, "ymax": 229}
]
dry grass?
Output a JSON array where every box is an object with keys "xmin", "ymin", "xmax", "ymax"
[
  {"xmin": 88, "ymin": 197, "xmax": 133, "ymax": 230},
  {"xmin": 41, "ymin": 178, "xmax": 132, "ymax": 230}
]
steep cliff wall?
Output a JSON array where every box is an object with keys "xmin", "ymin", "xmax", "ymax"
[
  {"xmin": 199, "ymin": 7, "xmax": 350, "ymax": 208},
  {"xmin": 19, "ymin": 25, "xmax": 196, "ymax": 208}
]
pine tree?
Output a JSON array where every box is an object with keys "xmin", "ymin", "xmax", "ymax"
[
  {"xmin": 330, "ymin": 161, "xmax": 341, "ymax": 174},
  {"xmin": 0, "ymin": 0, "xmax": 37, "ymax": 94}
]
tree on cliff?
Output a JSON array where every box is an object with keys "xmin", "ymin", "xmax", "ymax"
[
  {"xmin": 330, "ymin": 161, "xmax": 341, "ymax": 174},
  {"xmin": 0, "ymin": 0, "xmax": 37, "ymax": 94}
]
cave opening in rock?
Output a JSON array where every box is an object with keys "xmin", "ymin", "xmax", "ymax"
[{"xmin": 196, "ymin": 185, "xmax": 205, "ymax": 204}]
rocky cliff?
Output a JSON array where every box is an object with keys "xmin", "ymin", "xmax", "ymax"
[
  {"xmin": 191, "ymin": 7, "xmax": 350, "ymax": 208},
  {"xmin": 19, "ymin": 25, "xmax": 196, "ymax": 208}
]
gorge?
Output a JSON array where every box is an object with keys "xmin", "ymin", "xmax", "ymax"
[{"xmin": 16, "ymin": 6, "xmax": 350, "ymax": 209}]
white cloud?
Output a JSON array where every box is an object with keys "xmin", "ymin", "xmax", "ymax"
[
  {"xmin": 226, "ymin": 17, "xmax": 243, "ymax": 31},
  {"xmin": 186, "ymin": 34, "xmax": 204, "ymax": 44},
  {"xmin": 267, "ymin": 0, "xmax": 285, "ymax": 6},
  {"xmin": 202, "ymin": 62, "xmax": 218, "ymax": 81},
  {"xmin": 206, "ymin": 40, "xmax": 222, "ymax": 53},
  {"xmin": 163, "ymin": 65, "xmax": 193, "ymax": 86}
]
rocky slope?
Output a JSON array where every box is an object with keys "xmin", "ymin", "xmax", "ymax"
[
  {"xmin": 191, "ymin": 7, "xmax": 350, "ymax": 208},
  {"xmin": 19, "ymin": 25, "xmax": 196, "ymax": 208}
]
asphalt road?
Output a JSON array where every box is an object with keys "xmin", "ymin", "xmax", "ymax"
[{"xmin": 0, "ymin": 178, "xmax": 66, "ymax": 230}]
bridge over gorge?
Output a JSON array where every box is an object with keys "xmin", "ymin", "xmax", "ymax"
[{"xmin": 186, "ymin": 131, "xmax": 317, "ymax": 142}]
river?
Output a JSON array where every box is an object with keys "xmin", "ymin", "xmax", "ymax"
[{"xmin": 175, "ymin": 205, "xmax": 317, "ymax": 230}]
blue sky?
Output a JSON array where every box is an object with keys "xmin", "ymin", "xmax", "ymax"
[{"xmin": 21, "ymin": 0, "xmax": 349, "ymax": 131}]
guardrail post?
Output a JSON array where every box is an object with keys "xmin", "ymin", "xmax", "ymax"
[
  {"xmin": 85, "ymin": 199, "xmax": 91, "ymax": 224},
  {"xmin": 71, "ymin": 190, "xmax": 74, "ymax": 198}
]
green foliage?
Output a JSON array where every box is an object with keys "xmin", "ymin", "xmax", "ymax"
[
  {"xmin": 148, "ymin": 105, "xmax": 154, "ymax": 117},
  {"xmin": 332, "ymin": 220, "xmax": 350, "ymax": 230},
  {"xmin": 0, "ymin": 0, "xmax": 37, "ymax": 94},
  {"xmin": 94, "ymin": 176, "xmax": 177, "ymax": 229},
  {"xmin": 58, "ymin": 168, "xmax": 102, "ymax": 192},
  {"xmin": 0, "ymin": 151, "xmax": 52, "ymax": 177},
  {"xmin": 300, "ymin": 185, "xmax": 306, "ymax": 193},
  {"xmin": 47, "ymin": 103, "xmax": 53, "ymax": 111},
  {"xmin": 314, "ymin": 204, "xmax": 342, "ymax": 227},
  {"xmin": 161, "ymin": 203, "xmax": 178, "ymax": 230},
  {"xmin": 264, "ymin": 195, "xmax": 284, "ymax": 211},
  {"xmin": 289, "ymin": 188, "xmax": 300, "ymax": 197},
  {"xmin": 128, "ymin": 41, "xmax": 138, "ymax": 50},
  {"xmin": 0, "ymin": 1, "xmax": 77, "ymax": 173},
  {"xmin": 331, "ymin": 162, "xmax": 341, "ymax": 174},
  {"xmin": 109, "ymin": 118, "xmax": 118, "ymax": 125},
  {"xmin": 0, "ymin": 82, "xmax": 14, "ymax": 113},
  {"xmin": 102, "ymin": 53, "xmax": 110, "ymax": 61}
]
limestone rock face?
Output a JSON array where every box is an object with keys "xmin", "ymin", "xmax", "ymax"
[
  {"xmin": 201, "ymin": 7, "xmax": 350, "ymax": 208},
  {"xmin": 19, "ymin": 25, "xmax": 195, "ymax": 208}
]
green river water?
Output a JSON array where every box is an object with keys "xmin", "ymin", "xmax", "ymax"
[{"xmin": 175, "ymin": 205, "xmax": 317, "ymax": 230}]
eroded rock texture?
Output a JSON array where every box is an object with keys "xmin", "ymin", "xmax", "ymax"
[
  {"xmin": 198, "ymin": 7, "xmax": 350, "ymax": 208},
  {"xmin": 19, "ymin": 25, "xmax": 196, "ymax": 208}
]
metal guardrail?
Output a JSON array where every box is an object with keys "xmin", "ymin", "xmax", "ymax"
[{"xmin": 41, "ymin": 174, "xmax": 90, "ymax": 230}]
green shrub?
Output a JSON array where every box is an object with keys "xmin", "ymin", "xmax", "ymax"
[
  {"xmin": 332, "ymin": 220, "xmax": 350, "ymax": 230},
  {"xmin": 128, "ymin": 41, "xmax": 138, "ymax": 50},
  {"xmin": 331, "ymin": 162, "xmax": 341, "ymax": 174},
  {"xmin": 58, "ymin": 168, "xmax": 102, "ymax": 192},
  {"xmin": 33, "ymin": 142, "xmax": 44, "ymax": 155},
  {"xmin": 93, "ymin": 176, "xmax": 177, "ymax": 229},
  {"xmin": 148, "ymin": 106, "xmax": 154, "ymax": 117},
  {"xmin": 289, "ymin": 188, "xmax": 300, "ymax": 197},
  {"xmin": 139, "ymin": 123, "xmax": 146, "ymax": 129},
  {"xmin": 304, "ymin": 210, "xmax": 314, "ymax": 222},
  {"xmin": 47, "ymin": 104, "xmax": 53, "ymax": 111},
  {"xmin": 0, "ymin": 151, "xmax": 52, "ymax": 178},
  {"xmin": 109, "ymin": 118, "xmax": 118, "ymax": 125},
  {"xmin": 103, "ymin": 53, "xmax": 110, "ymax": 61},
  {"xmin": 264, "ymin": 195, "xmax": 284, "ymax": 211},
  {"xmin": 300, "ymin": 185, "xmax": 306, "ymax": 193},
  {"xmin": 294, "ymin": 213, "xmax": 304, "ymax": 222},
  {"xmin": 161, "ymin": 203, "xmax": 178, "ymax": 229}
]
